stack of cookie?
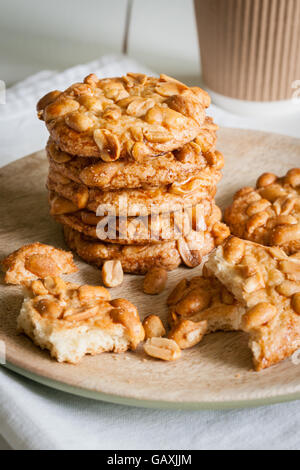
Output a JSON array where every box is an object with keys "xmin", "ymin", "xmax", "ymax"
[{"xmin": 37, "ymin": 73, "xmax": 229, "ymax": 274}]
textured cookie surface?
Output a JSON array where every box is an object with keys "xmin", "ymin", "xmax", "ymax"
[
  {"xmin": 47, "ymin": 167, "xmax": 221, "ymax": 216},
  {"xmin": 206, "ymin": 236, "xmax": 300, "ymax": 370},
  {"xmin": 46, "ymin": 126, "xmax": 222, "ymax": 190},
  {"xmin": 63, "ymin": 220, "xmax": 229, "ymax": 274},
  {"xmin": 2, "ymin": 242, "xmax": 78, "ymax": 285},
  {"xmin": 53, "ymin": 200, "xmax": 215, "ymax": 245},
  {"xmin": 18, "ymin": 276, "xmax": 144, "ymax": 363},
  {"xmin": 38, "ymin": 73, "xmax": 210, "ymax": 159},
  {"xmin": 224, "ymin": 169, "xmax": 300, "ymax": 254}
]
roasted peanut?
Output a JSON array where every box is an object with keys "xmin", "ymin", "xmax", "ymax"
[
  {"xmin": 44, "ymin": 99, "xmax": 79, "ymax": 122},
  {"xmin": 177, "ymin": 237, "xmax": 202, "ymax": 268},
  {"xmin": 93, "ymin": 129, "xmax": 121, "ymax": 161},
  {"xmin": 143, "ymin": 315, "xmax": 166, "ymax": 339},
  {"xmin": 37, "ymin": 90, "xmax": 61, "ymax": 116},
  {"xmin": 126, "ymin": 98, "xmax": 155, "ymax": 117},
  {"xmin": 43, "ymin": 276, "xmax": 67, "ymax": 295},
  {"xmin": 271, "ymin": 224, "xmax": 300, "ymax": 246},
  {"xmin": 30, "ymin": 280, "xmax": 49, "ymax": 296},
  {"xmin": 168, "ymin": 319, "xmax": 207, "ymax": 349},
  {"xmin": 175, "ymin": 289, "xmax": 211, "ymax": 317},
  {"xmin": 212, "ymin": 222, "xmax": 231, "ymax": 246},
  {"xmin": 243, "ymin": 272, "xmax": 265, "ymax": 294},
  {"xmin": 273, "ymin": 215, "xmax": 298, "ymax": 226},
  {"xmin": 279, "ymin": 259, "xmax": 300, "ymax": 281},
  {"xmin": 243, "ymin": 303, "xmax": 277, "ymax": 331},
  {"xmin": 34, "ymin": 298, "xmax": 64, "ymax": 319},
  {"xmin": 65, "ymin": 111, "xmax": 94, "ymax": 132},
  {"xmin": 64, "ymin": 305, "xmax": 99, "ymax": 322},
  {"xmin": 246, "ymin": 212, "xmax": 269, "ymax": 235},
  {"xmin": 259, "ymin": 184, "xmax": 286, "ymax": 202},
  {"xmin": 276, "ymin": 280, "xmax": 300, "ymax": 297},
  {"xmin": 246, "ymin": 199, "xmax": 271, "ymax": 216},
  {"xmin": 49, "ymin": 195, "xmax": 79, "ymax": 215},
  {"xmin": 256, "ymin": 173, "xmax": 277, "ymax": 188},
  {"xmin": 285, "ymin": 169, "xmax": 300, "ymax": 188},
  {"xmin": 78, "ymin": 285, "xmax": 111, "ymax": 304},
  {"xmin": 144, "ymin": 337, "xmax": 182, "ymax": 361},
  {"xmin": 143, "ymin": 267, "xmax": 167, "ymax": 295},
  {"xmin": 102, "ymin": 260, "xmax": 124, "ymax": 288},
  {"xmin": 223, "ymin": 237, "xmax": 245, "ymax": 264}
]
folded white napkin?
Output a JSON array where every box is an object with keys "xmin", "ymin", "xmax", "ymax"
[{"xmin": 1, "ymin": 54, "xmax": 300, "ymax": 450}]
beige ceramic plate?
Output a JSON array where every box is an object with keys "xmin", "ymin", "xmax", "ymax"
[{"xmin": 1, "ymin": 128, "xmax": 300, "ymax": 410}]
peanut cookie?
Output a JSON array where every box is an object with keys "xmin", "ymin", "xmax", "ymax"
[
  {"xmin": 168, "ymin": 276, "xmax": 243, "ymax": 334},
  {"xmin": 224, "ymin": 169, "xmax": 300, "ymax": 254},
  {"xmin": 18, "ymin": 276, "xmax": 144, "ymax": 363},
  {"xmin": 206, "ymin": 236, "xmax": 300, "ymax": 370},
  {"xmin": 38, "ymin": 73, "xmax": 210, "ymax": 160},
  {"xmin": 63, "ymin": 221, "xmax": 229, "ymax": 274},
  {"xmin": 47, "ymin": 167, "xmax": 221, "ymax": 216},
  {"xmin": 2, "ymin": 242, "xmax": 78, "ymax": 285},
  {"xmin": 46, "ymin": 129, "xmax": 222, "ymax": 190},
  {"xmin": 52, "ymin": 200, "xmax": 214, "ymax": 245}
]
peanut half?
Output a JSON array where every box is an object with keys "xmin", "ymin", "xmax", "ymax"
[
  {"xmin": 144, "ymin": 337, "xmax": 182, "ymax": 361},
  {"xmin": 102, "ymin": 260, "xmax": 124, "ymax": 288}
]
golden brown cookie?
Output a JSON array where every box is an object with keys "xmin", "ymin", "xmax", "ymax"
[
  {"xmin": 52, "ymin": 200, "xmax": 214, "ymax": 245},
  {"xmin": 63, "ymin": 220, "xmax": 229, "ymax": 274},
  {"xmin": 206, "ymin": 236, "xmax": 300, "ymax": 370},
  {"xmin": 224, "ymin": 169, "xmax": 300, "ymax": 254},
  {"xmin": 2, "ymin": 242, "xmax": 78, "ymax": 285},
  {"xmin": 18, "ymin": 276, "xmax": 144, "ymax": 363},
  {"xmin": 38, "ymin": 73, "xmax": 210, "ymax": 159},
  {"xmin": 47, "ymin": 167, "xmax": 221, "ymax": 216},
  {"xmin": 46, "ymin": 129, "xmax": 223, "ymax": 191},
  {"xmin": 168, "ymin": 275, "xmax": 242, "ymax": 333}
]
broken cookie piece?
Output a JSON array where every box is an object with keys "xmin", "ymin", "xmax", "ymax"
[
  {"xmin": 167, "ymin": 275, "xmax": 243, "ymax": 334},
  {"xmin": 18, "ymin": 276, "xmax": 145, "ymax": 363},
  {"xmin": 2, "ymin": 242, "xmax": 78, "ymax": 285},
  {"xmin": 224, "ymin": 169, "xmax": 300, "ymax": 254},
  {"xmin": 206, "ymin": 236, "xmax": 300, "ymax": 370}
]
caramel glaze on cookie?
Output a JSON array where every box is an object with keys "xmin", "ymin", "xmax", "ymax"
[{"xmin": 38, "ymin": 73, "xmax": 211, "ymax": 160}]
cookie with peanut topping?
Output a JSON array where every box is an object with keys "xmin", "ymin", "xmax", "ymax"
[
  {"xmin": 38, "ymin": 73, "xmax": 210, "ymax": 160},
  {"xmin": 2, "ymin": 242, "xmax": 78, "ymax": 285},
  {"xmin": 206, "ymin": 237, "xmax": 300, "ymax": 370},
  {"xmin": 18, "ymin": 276, "xmax": 144, "ymax": 363},
  {"xmin": 168, "ymin": 275, "xmax": 243, "ymax": 335},
  {"xmin": 63, "ymin": 219, "xmax": 229, "ymax": 274},
  {"xmin": 46, "ymin": 125, "xmax": 222, "ymax": 191},
  {"xmin": 52, "ymin": 200, "xmax": 215, "ymax": 245},
  {"xmin": 47, "ymin": 166, "xmax": 221, "ymax": 216},
  {"xmin": 224, "ymin": 169, "xmax": 300, "ymax": 254}
]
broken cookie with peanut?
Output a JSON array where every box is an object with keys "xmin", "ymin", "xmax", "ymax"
[
  {"xmin": 168, "ymin": 236, "xmax": 300, "ymax": 371},
  {"xmin": 206, "ymin": 236, "xmax": 300, "ymax": 371},
  {"xmin": 18, "ymin": 276, "xmax": 145, "ymax": 363},
  {"xmin": 2, "ymin": 242, "xmax": 78, "ymax": 285}
]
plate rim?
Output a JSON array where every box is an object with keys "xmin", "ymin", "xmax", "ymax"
[
  {"xmin": 2, "ymin": 129, "xmax": 300, "ymax": 411},
  {"xmin": 4, "ymin": 361, "xmax": 300, "ymax": 410}
]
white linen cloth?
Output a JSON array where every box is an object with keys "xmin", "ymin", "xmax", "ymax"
[{"xmin": 0, "ymin": 54, "xmax": 300, "ymax": 450}]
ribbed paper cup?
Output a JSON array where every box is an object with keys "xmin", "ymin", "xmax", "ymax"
[{"xmin": 194, "ymin": 0, "xmax": 300, "ymax": 101}]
